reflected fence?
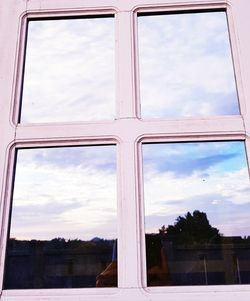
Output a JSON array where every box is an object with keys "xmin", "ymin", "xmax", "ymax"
[
  {"xmin": 4, "ymin": 235, "xmax": 250, "ymax": 289},
  {"xmin": 4, "ymin": 238, "xmax": 117, "ymax": 289},
  {"xmin": 146, "ymin": 234, "xmax": 250, "ymax": 286}
]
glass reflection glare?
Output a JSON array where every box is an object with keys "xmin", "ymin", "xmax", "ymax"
[
  {"xmin": 143, "ymin": 141, "xmax": 250, "ymax": 286},
  {"xmin": 138, "ymin": 11, "xmax": 239, "ymax": 118},
  {"xmin": 21, "ymin": 17, "xmax": 115, "ymax": 123},
  {"xmin": 4, "ymin": 146, "xmax": 117, "ymax": 289}
]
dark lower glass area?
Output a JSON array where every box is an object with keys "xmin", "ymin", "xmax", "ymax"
[
  {"xmin": 4, "ymin": 238, "xmax": 117, "ymax": 289},
  {"xmin": 146, "ymin": 214, "xmax": 250, "ymax": 286}
]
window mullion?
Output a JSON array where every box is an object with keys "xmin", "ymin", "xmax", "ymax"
[
  {"xmin": 0, "ymin": 0, "xmax": 25, "ymax": 291},
  {"xmin": 118, "ymin": 140, "xmax": 141, "ymax": 288},
  {"xmin": 232, "ymin": 0, "xmax": 250, "ymax": 130},
  {"xmin": 116, "ymin": 11, "xmax": 136, "ymax": 119}
]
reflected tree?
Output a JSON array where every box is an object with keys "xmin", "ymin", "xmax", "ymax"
[{"xmin": 161, "ymin": 210, "xmax": 221, "ymax": 244}]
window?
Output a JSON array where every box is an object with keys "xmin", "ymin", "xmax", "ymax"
[
  {"xmin": 20, "ymin": 16, "xmax": 115, "ymax": 123},
  {"xmin": 143, "ymin": 141, "xmax": 250, "ymax": 286},
  {"xmin": 4, "ymin": 145, "xmax": 117, "ymax": 289},
  {"xmin": 138, "ymin": 10, "xmax": 239, "ymax": 118},
  {"xmin": 0, "ymin": 1, "xmax": 250, "ymax": 301}
]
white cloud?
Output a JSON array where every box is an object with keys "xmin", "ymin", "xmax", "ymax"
[
  {"xmin": 10, "ymin": 146, "xmax": 117, "ymax": 240},
  {"xmin": 143, "ymin": 142, "xmax": 250, "ymax": 236},
  {"xmin": 211, "ymin": 199, "xmax": 221, "ymax": 205},
  {"xmin": 138, "ymin": 11, "xmax": 239, "ymax": 118},
  {"xmin": 21, "ymin": 18, "xmax": 115, "ymax": 123}
]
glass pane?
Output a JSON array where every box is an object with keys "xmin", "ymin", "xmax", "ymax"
[
  {"xmin": 138, "ymin": 11, "xmax": 239, "ymax": 118},
  {"xmin": 4, "ymin": 146, "xmax": 117, "ymax": 289},
  {"xmin": 20, "ymin": 16, "xmax": 115, "ymax": 123},
  {"xmin": 143, "ymin": 141, "xmax": 250, "ymax": 286}
]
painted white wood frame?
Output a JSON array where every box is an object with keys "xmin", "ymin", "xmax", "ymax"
[{"xmin": 0, "ymin": 0, "xmax": 250, "ymax": 300}]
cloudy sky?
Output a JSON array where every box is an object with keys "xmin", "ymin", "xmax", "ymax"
[
  {"xmin": 21, "ymin": 17, "xmax": 115, "ymax": 123},
  {"xmin": 11, "ymin": 142, "xmax": 250, "ymax": 241},
  {"xmin": 20, "ymin": 11, "xmax": 239, "ymax": 123},
  {"xmin": 11, "ymin": 12, "xmax": 248, "ymax": 241},
  {"xmin": 143, "ymin": 141, "xmax": 250, "ymax": 237},
  {"xmin": 10, "ymin": 146, "xmax": 117, "ymax": 240},
  {"xmin": 138, "ymin": 11, "xmax": 239, "ymax": 118}
]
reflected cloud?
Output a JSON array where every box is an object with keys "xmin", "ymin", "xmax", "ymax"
[
  {"xmin": 10, "ymin": 145, "xmax": 117, "ymax": 241},
  {"xmin": 31, "ymin": 146, "xmax": 116, "ymax": 172},
  {"xmin": 21, "ymin": 17, "xmax": 115, "ymax": 123},
  {"xmin": 138, "ymin": 11, "xmax": 239, "ymax": 118},
  {"xmin": 143, "ymin": 141, "xmax": 244, "ymax": 176},
  {"xmin": 12, "ymin": 199, "xmax": 83, "ymax": 221},
  {"xmin": 143, "ymin": 141, "xmax": 250, "ymax": 237},
  {"xmin": 147, "ymin": 153, "xmax": 238, "ymax": 176}
]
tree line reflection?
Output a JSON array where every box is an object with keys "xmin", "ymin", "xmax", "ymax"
[
  {"xmin": 5, "ymin": 210, "xmax": 250, "ymax": 289},
  {"xmin": 146, "ymin": 210, "xmax": 250, "ymax": 286},
  {"xmin": 4, "ymin": 237, "xmax": 117, "ymax": 289}
]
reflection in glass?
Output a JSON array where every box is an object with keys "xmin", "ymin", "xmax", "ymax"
[
  {"xmin": 4, "ymin": 146, "xmax": 117, "ymax": 289},
  {"xmin": 143, "ymin": 141, "xmax": 250, "ymax": 286},
  {"xmin": 20, "ymin": 16, "xmax": 115, "ymax": 123},
  {"xmin": 138, "ymin": 11, "xmax": 239, "ymax": 118}
]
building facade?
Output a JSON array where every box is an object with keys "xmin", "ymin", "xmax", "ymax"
[{"xmin": 1, "ymin": 0, "xmax": 250, "ymax": 300}]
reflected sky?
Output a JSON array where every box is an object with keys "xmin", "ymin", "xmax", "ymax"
[
  {"xmin": 21, "ymin": 17, "xmax": 115, "ymax": 123},
  {"xmin": 138, "ymin": 11, "xmax": 239, "ymax": 118},
  {"xmin": 10, "ymin": 146, "xmax": 117, "ymax": 240},
  {"xmin": 143, "ymin": 142, "xmax": 250, "ymax": 237}
]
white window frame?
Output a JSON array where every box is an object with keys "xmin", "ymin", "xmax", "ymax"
[{"xmin": 0, "ymin": 0, "xmax": 250, "ymax": 300}]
